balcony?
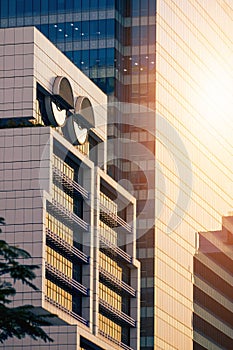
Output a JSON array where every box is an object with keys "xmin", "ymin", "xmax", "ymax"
[
  {"xmin": 99, "ymin": 221, "xmax": 117, "ymax": 246},
  {"xmin": 99, "ymin": 234, "xmax": 132, "ymax": 264},
  {"xmin": 99, "ymin": 266, "xmax": 136, "ymax": 297},
  {"xmin": 99, "ymin": 298, "xmax": 136, "ymax": 328},
  {"xmin": 53, "ymin": 165, "xmax": 89, "ymax": 199},
  {"xmin": 48, "ymin": 199, "xmax": 88, "ymax": 231},
  {"xmin": 99, "ymin": 192, "xmax": 132, "ymax": 233},
  {"xmin": 45, "ymin": 262, "xmax": 88, "ymax": 296},
  {"xmin": 46, "ymin": 228, "xmax": 89, "ymax": 264},
  {"xmin": 98, "ymin": 330, "xmax": 133, "ymax": 350},
  {"xmin": 45, "ymin": 295, "xmax": 88, "ymax": 326}
]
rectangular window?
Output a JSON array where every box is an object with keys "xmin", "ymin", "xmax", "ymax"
[{"xmin": 9, "ymin": 0, "xmax": 16, "ymax": 17}]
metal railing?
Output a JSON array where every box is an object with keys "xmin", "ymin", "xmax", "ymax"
[
  {"xmin": 98, "ymin": 330, "xmax": 133, "ymax": 350},
  {"xmin": 99, "ymin": 298, "xmax": 136, "ymax": 327},
  {"xmin": 99, "ymin": 234, "xmax": 132, "ymax": 264},
  {"xmin": 46, "ymin": 228, "xmax": 89, "ymax": 264},
  {"xmin": 45, "ymin": 262, "xmax": 88, "ymax": 296},
  {"xmin": 99, "ymin": 266, "xmax": 136, "ymax": 297},
  {"xmin": 99, "ymin": 202, "xmax": 132, "ymax": 233},
  {"xmin": 53, "ymin": 165, "xmax": 89, "ymax": 199},
  {"xmin": 45, "ymin": 295, "xmax": 88, "ymax": 326},
  {"xmin": 50, "ymin": 198, "xmax": 89, "ymax": 231}
]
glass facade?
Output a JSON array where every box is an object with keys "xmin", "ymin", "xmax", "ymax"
[
  {"xmin": 0, "ymin": 1, "xmax": 157, "ymax": 347},
  {"xmin": 155, "ymin": 1, "xmax": 233, "ymax": 349},
  {"xmin": 0, "ymin": 0, "xmax": 116, "ymax": 95}
]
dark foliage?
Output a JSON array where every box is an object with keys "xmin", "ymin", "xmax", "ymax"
[{"xmin": 0, "ymin": 218, "xmax": 54, "ymax": 343}]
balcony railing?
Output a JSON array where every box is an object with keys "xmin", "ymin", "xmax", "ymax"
[
  {"xmin": 46, "ymin": 228, "xmax": 89, "ymax": 264},
  {"xmin": 49, "ymin": 199, "xmax": 88, "ymax": 231},
  {"xmin": 99, "ymin": 234, "xmax": 132, "ymax": 264},
  {"xmin": 98, "ymin": 330, "xmax": 133, "ymax": 350},
  {"xmin": 45, "ymin": 295, "xmax": 88, "ymax": 326},
  {"xmin": 100, "ymin": 192, "xmax": 117, "ymax": 215},
  {"xmin": 45, "ymin": 262, "xmax": 88, "ymax": 296},
  {"xmin": 99, "ymin": 221, "xmax": 117, "ymax": 246},
  {"xmin": 99, "ymin": 193, "xmax": 132, "ymax": 233},
  {"xmin": 99, "ymin": 298, "xmax": 136, "ymax": 327},
  {"xmin": 53, "ymin": 165, "xmax": 89, "ymax": 199},
  {"xmin": 99, "ymin": 266, "xmax": 136, "ymax": 297}
]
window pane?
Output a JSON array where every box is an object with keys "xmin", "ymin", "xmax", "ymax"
[
  {"xmin": 9, "ymin": 0, "xmax": 16, "ymax": 17},
  {"xmin": 82, "ymin": 0, "xmax": 89, "ymax": 10},
  {"xmin": 1, "ymin": 0, "xmax": 8, "ymax": 18},
  {"xmin": 41, "ymin": 0, "xmax": 49, "ymax": 14},
  {"xmin": 90, "ymin": 0, "xmax": 98, "ymax": 10},
  {"xmin": 33, "ymin": 0, "xmax": 41, "ymax": 15},
  {"xmin": 49, "ymin": 0, "xmax": 57, "ymax": 12},
  {"xmin": 16, "ymin": 0, "xmax": 24, "ymax": 17}
]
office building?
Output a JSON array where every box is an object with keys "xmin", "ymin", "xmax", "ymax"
[
  {"xmin": 194, "ymin": 215, "xmax": 233, "ymax": 349},
  {"xmin": 1, "ymin": 2, "xmax": 233, "ymax": 350},
  {"xmin": 0, "ymin": 2, "xmax": 156, "ymax": 347},
  {"xmin": 0, "ymin": 26, "xmax": 140, "ymax": 350}
]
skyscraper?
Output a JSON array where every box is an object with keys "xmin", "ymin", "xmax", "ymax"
[{"xmin": 1, "ymin": 2, "xmax": 233, "ymax": 350}]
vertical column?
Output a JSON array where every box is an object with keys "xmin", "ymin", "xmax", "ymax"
[
  {"xmin": 82, "ymin": 163, "xmax": 94, "ymax": 330},
  {"xmin": 92, "ymin": 169, "xmax": 100, "ymax": 336}
]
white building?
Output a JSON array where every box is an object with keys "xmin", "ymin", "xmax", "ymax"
[{"xmin": 0, "ymin": 26, "xmax": 140, "ymax": 350}]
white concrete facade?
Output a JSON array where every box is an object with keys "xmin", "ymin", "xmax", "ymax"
[{"xmin": 0, "ymin": 27, "xmax": 140, "ymax": 350}]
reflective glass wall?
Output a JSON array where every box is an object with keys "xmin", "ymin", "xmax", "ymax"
[
  {"xmin": 0, "ymin": 0, "xmax": 115, "ymax": 95},
  {"xmin": 156, "ymin": 1, "xmax": 233, "ymax": 349},
  {"xmin": 0, "ymin": 1, "xmax": 157, "ymax": 349}
]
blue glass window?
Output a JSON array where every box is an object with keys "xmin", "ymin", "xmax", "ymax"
[
  {"xmin": 49, "ymin": 0, "xmax": 57, "ymax": 12},
  {"xmin": 132, "ymin": 0, "xmax": 140, "ymax": 16},
  {"xmin": 99, "ymin": 19, "xmax": 106, "ymax": 38},
  {"xmin": 81, "ymin": 50, "xmax": 89, "ymax": 68},
  {"xmin": 74, "ymin": 0, "xmax": 81, "ymax": 10},
  {"xmin": 90, "ymin": 20, "xmax": 98, "ymax": 39},
  {"xmin": 65, "ymin": 0, "xmax": 74, "ymax": 11},
  {"xmin": 82, "ymin": 0, "xmax": 89, "ymax": 10},
  {"xmin": 73, "ymin": 50, "xmax": 81, "ymax": 67},
  {"xmin": 99, "ymin": 0, "xmax": 106, "ymax": 9},
  {"xmin": 73, "ymin": 23, "xmax": 80, "ymax": 39},
  {"xmin": 49, "ymin": 23, "xmax": 57, "ymax": 41},
  {"xmin": 90, "ymin": 0, "xmax": 98, "ymax": 10},
  {"xmin": 58, "ymin": 0, "xmax": 65, "ymax": 13},
  {"xmin": 16, "ymin": 0, "xmax": 24, "ymax": 17},
  {"xmin": 41, "ymin": 24, "xmax": 49, "ymax": 37},
  {"xmin": 106, "ymin": 19, "xmax": 114, "ymax": 37},
  {"xmin": 106, "ymin": 0, "xmax": 114, "ymax": 8},
  {"xmin": 40, "ymin": 0, "xmax": 49, "ymax": 14},
  {"xmin": 106, "ymin": 48, "xmax": 114, "ymax": 67},
  {"xmin": 1, "ymin": 0, "xmax": 8, "ymax": 18},
  {"xmin": 81, "ymin": 21, "xmax": 89, "ymax": 40},
  {"xmin": 9, "ymin": 0, "xmax": 16, "ymax": 17},
  {"xmin": 65, "ymin": 22, "xmax": 73, "ymax": 40},
  {"xmin": 90, "ymin": 49, "xmax": 98, "ymax": 67},
  {"xmin": 65, "ymin": 51, "xmax": 73, "ymax": 61},
  {"xmin": 24, "ymin": 0, "xmax": 33, "ymax": 16},
  {"xmin": 98, "ymin": 48, "xmax": 105, "ymax": 67},
  {"xmin": 57, "ymin": 22, "xmax": 65, "ymax": 42},
  {"xmin": 33, "ymin": 0, "xmax": 41, "ymax": 15}
]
